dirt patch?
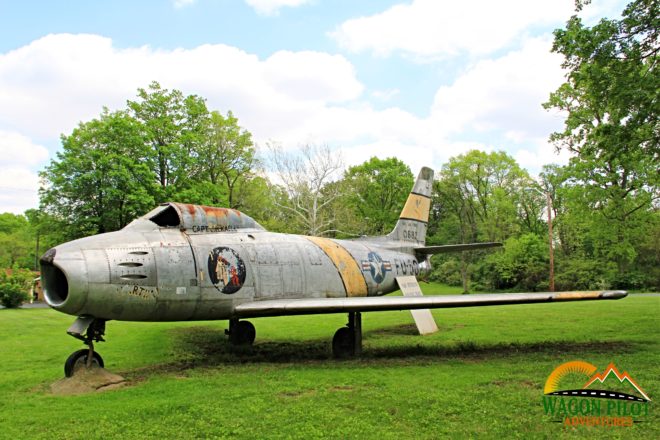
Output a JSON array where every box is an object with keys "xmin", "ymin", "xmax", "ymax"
[
  {"xmin": 329, "ymin": 385, "xmax": 354, "ymax": 392},
  {"xmin": 50, "ymin": 367, "xmax": 128, "ymax": 395},
  {"xmin": 277, "ymin": 389, "xmax": 317, "ymax": 398}
]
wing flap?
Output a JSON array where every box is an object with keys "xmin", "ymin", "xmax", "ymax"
[{"xmin": 233, "ymin": 290, "xmax": 627, "ymax": 318}]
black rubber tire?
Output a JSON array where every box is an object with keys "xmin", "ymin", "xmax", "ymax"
[
  {"xmin": 64, "ymin": 349, "xmax": 104, "ymax": 377},
  {"xmin": 229, "ymin": 320, "xmax": 256, "ymax": 346},
  {"xmin": 332, "ymin": 327, "xmax": 355, "ymax": 358}
]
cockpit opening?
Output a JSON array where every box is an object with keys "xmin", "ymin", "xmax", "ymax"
[{"xmin": 149, "ymin": 205, "xmax": 180, "ymax": 227}]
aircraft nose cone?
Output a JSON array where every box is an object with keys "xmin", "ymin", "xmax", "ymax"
[{"xmin": 40, "ymin": 247, "xmax": 88, "ymax": 315}]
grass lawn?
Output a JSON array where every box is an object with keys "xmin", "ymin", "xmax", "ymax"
[{"xmin": 0, "ymin": 285, "xmax": 657, "ymax": 439}]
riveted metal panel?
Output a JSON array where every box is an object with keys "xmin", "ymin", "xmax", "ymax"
[
  {"xmin": 106, "ymin": 248, "xmax": 156, "ymax": 285},
  {"xmin": 277, "ymin": 244, "xmax": 303, "ymax": 294},
  {"xmin": 305, "ymin": 236, "xmax": 368, "ymax": 297},
  {"xmin": 82, "ymin": 249, "xmax": 110, "ymax": 284}
]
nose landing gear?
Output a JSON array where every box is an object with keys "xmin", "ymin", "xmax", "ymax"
[{"xmin": 64, "ymin": 316, "xmax": 106, "ymax": 377}]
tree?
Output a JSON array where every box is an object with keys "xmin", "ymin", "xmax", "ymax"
[
  {"xmin": 127, "ymin": 81, "xmax": 210, "ymax": 200},
  {"xmin": 267, "ymin": 144, "xmax": 344, "ymax": 236},
  {"xmin": 39, "ymin": 83, "xmax": 264, "ymax": 242},
  {"xmin": 544, "ymin": 0, "xmax": 659, "ymax": 284},
  {"xmin": 40, "ymin": 109, "xmax": 156, "ymax": 236},
  {"xmin": 196, "ymin": 111, "xmax": 257, "ymax": 208},
  {"xmin": 480, "ymin": 233, "xmax": 549, "ymax": 291},
  {"xmin": 341, "ymin": 157, "xmax": 413, "ymax": 236},
  {"xmin": 432, "ymin": 150, "xmax": 536, "ymax": 292},
  {"xmin": 0, "ymin": 213, "xmax": 33, "ymax": 269}
]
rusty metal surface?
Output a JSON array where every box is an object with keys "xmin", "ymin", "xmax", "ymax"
[{"xmin": 166, "ymin": 203, "xmax": 264, "ymax": 232}]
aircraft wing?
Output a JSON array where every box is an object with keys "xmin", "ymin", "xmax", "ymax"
[
  {"xmin": 414, "ymin": 242, "xmax": 502, "ymax": 255},
  {"xmin": 233, "ymin": 290, "xmax": 627, "ymax": 318}
]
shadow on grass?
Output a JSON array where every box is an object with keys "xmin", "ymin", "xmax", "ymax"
[{"xmin": 122, "ymin": 325, "xmax": 636, "ymax": 379}]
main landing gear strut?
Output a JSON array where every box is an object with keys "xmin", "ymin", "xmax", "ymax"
[
  {"xmin": 332, "ymin": 312, "xmax": 362, "ymax": 358},
  {"xmin": 64, "ymin": 316, "xmax": 106, "ymax": 377}
]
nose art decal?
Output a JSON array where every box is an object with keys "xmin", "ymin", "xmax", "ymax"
[{"xmin": 207, "ymin": 247, "xmax": 246, "ymax": 294}]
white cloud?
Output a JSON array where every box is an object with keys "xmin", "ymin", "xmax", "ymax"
[
  {"xmin": 0, "ymin": 32, "xmax": 571, "ymax": 211},
  {"xmin": 341, "ymin": 140, "xmax": 434, "ymax": 176},
  {"xmin": 0, "ymin": 34, "xmax": 363, "ymax": 142},
  {"xmin": 515, "ymin": 139, "xmax": 572, "ymax": 174},
  {"xmin": 0, "ymin": 131, "xmax": 48, "ymax": 213},
  {"xmin": 0, "ymin": 167, "xmax": 41, "ymax": 214},
  {"xmin": 245, "ymin": 0, "xmax": 311, "ymax": 16},
  {"xmin": 371, "ymin": 89, "xmax": 400, "ymax": 102},
  {"xmin": 331, "ymin": 0, "xmax": 574, "ymax": 58},
  {"xmin": 0, "ymin": 130, "xmax": 49, "ymax": 166},
  {"xmin": 263, "ymin": 50, "xmax": 362, "ymax": 102},
  {"xmin": 429, "ymin": 38, "xmax": 565, "ymax": 139}
]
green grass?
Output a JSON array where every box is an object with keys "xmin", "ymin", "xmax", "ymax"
[{"xmin": 0, "ymin": 286, "xmax": 658, "ymax": 439}]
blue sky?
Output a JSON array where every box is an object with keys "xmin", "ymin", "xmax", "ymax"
[{"xmin": 0, "ymin": 0, "xmax": 628, "ymax": 213}]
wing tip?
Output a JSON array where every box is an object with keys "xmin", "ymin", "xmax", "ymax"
[{"xmin": 601, "ymin": 290, "xmax": 628, "ymax": 299}]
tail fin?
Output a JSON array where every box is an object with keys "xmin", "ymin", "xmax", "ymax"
[{"xmin": 387, "ymin": 167, "xmax": 433, "ymax": 245}]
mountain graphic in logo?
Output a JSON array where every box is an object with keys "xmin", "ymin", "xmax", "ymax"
[
  {"xmin": 544, "ymin": 361, "xmax": 650, "ymax": 402},
  {"xmin": 583, "ymin": 363, "xmax": 651, "ymax": 402}
]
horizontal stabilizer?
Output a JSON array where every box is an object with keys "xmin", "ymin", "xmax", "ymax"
[
  {"xmin": 233, "ymin": 290, "xmax": 627, "ymax": 319},
  {"xmin": 415, "ymin": 242, "xmax": 502, "ymax": 255}
]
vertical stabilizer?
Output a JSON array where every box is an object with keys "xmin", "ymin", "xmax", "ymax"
[{"xmin": 387, "ymin": 167, "xmax": 433, "ymax": 245}]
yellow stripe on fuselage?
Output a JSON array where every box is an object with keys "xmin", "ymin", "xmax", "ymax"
[
  {"xmin": 306, "ymin": 236, "xmax": 368, "ymax": 297},
  {"xmin": 400, "ymin": 193, "xmax": 431, "ymax": 223}
]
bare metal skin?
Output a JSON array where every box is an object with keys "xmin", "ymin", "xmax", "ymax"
[{"xmin": 40, "ymin": 167, "xmax": 626, "ymax": 370}]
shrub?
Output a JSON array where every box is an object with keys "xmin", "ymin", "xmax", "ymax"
[
  {"xmin": 429, "ymin": 258, "xmax": 462, "ymax": 286},
  {"xmin": 0, "ymin": 269, "xmax": 33, "ymax": 308},
  {"xmin": 479, "ymin": 233, "xmax": 548, "ymax": 291},
  {"xmin": 0, "ymin": 282, "xmax": 28, "ymax": 308},
  {"xmin": 554, "ymin": 258, "xmax": 614, "ymax": 291}
]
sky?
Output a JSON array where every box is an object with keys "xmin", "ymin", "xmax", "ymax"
[{"xmin": 0, "ymin": 0, "xmax": 629, "ymax": 214}]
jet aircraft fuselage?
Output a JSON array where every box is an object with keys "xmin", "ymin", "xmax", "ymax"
[{"xmin": 41, "ymin": 203, "xmax": 429, "ymax": 323}]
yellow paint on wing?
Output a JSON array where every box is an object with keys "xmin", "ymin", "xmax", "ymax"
[
  {"xmin": 306, "ymin": 237, "xmax": 368, "ymax": 297},
  {"xmin": 555, "ymin": 291, "xmax": 600, "ymax": 300},
  {"xmin": 400, "ymin": 193, "xmax": 431, "ymax": 222}
]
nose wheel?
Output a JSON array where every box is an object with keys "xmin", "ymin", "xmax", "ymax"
[
  {"xmin": 64, "ymin": 348, "xmax": 104, "ymax": 377},
  {"xmin": 64, "ymin": 316, "xmax": 106, "ymax": 377}
]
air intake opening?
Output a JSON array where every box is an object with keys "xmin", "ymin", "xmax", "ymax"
[{"xmin": 40, "ymin": 260, "xmax": 69, "ymax": 306}]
